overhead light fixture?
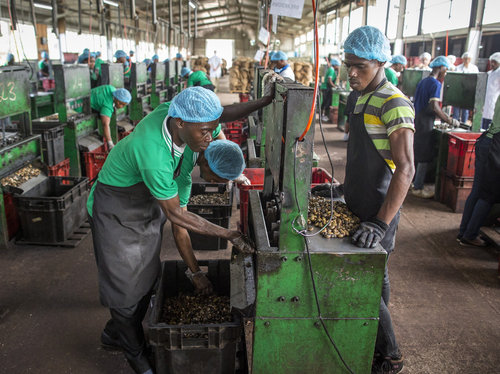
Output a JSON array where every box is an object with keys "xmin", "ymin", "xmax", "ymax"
[
  {"xmin": 188, "ymin": 1, "xmax": 196, "ymax": 9},
  {"xmin": 34, "ymin": 2, "xmax": 53, "ymax": 10},
  {"xmin": 103, "ymin": 0, "xmax": 119, "ymax": 7}
]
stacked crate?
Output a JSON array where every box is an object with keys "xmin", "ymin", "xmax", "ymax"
[{"xmin": 223, "ymin": 119, "xmax": 247, "ymax": 146}]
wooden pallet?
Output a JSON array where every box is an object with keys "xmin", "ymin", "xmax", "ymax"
[{"xmin": 16, "ymin": 222, "xmax": 91, "ymax": 248}]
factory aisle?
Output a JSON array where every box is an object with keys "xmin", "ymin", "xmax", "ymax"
[{"xmin": 0, "ymin": 119, "xmax": 499, "ymax": 373}]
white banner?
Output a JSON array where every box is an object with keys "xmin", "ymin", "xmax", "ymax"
[
  {"xmin": 254, "ymin": 49, "xmax": 265, "ymax": 62},
  {"xmin": 270, "ymin": 0, "xmax": 305, "ymax": 19},
  {"xmin": 258, "ymin": 27, "xmax": 270, "ymax": 45}
]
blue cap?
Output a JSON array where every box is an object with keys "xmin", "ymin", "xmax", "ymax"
[
  {"xmin": 205, "ymin": 140, "xmax": 245, "ymax": 181},
  {"xmin": 390, "ymin": 55, "xmax": 407, "ymax": 65},
  {"xmin": 129, "ymin": 50, "xmax": 134, "ymax": 55},
  {"xmin": 344, "ymin": 26, "xmax": 391, "ymax": 62},
  {"xmin": 41, "ymin": 51, "xmax": 49, "ymax": 59},
  {"xmin": 168, "ymin": 87, "xmax": 223, "ymax": 123},
  {"xmin": 112, "ymin": 88, "xmax": 132, "ymax": 104},
  {"xmin": 7, "ymin": 53, "xmax": 14, "ymax": 62},
  {"xmin": 176, "ymin": 53, "xmax": 183, "ymax": 59},
  {"xmin": 152, "ymin": 54, "xmax": 159, "ymax": 61},
  {"xmin": 96, "ymin": 51, "xmax": 101, "ymax": 57},
  {"xmin": 180, "ymin": 67, "xmax": 191, "ymax": 77},
  {"xmin": 114, "ymin": 50, "xmax": 127, "ymax": 59},
  {"xmin": 330, "ymin": 58, "xmax": 340, "ymax": 66},
  {"xmin": 271, "ymin": 51, "xmax": 287, "ymax": 61},
  {"xmin": 429, "ymin": 56, "xmax": 451, "ymax": 69}
]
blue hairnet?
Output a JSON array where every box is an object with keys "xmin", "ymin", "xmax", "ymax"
[
  {"xmin": 205, "ymin": 140, "xmax": 245, "ymax": 180},
  {"xmin": 90, "ymin": 52, "xmax": 96, "ymax": 59},
  {"xmin": 78, "ymin": 52, "xmax": 89, "ymax": 63},
  {"xmin": 114, "ymin": 50, "xmax": 127, "ymax": 59},
  {"xmin": 330, "ymin": 58, "xmax": 340, "ymax": 66},
  {"xmin": 152, "ymin": 54, "xmax": 159, "ymax": 61},
  {"xmin": 143, "ymin": 58, "xmax": 151, "ymax": 65},
  {"xmin": 7, "ymin": 53, "xmax": 14, "ymax": 62},
  {"xmin": 180, "ymin": 67, "xmax": 191, "ymax": 77},
  {"xmin": 126, "ymin": 56, "xmax": 130, "ymax": 61},
  {"xmin": 112, "ymin": 88, "xmax": 132, "ymax": 104},
  {"xmin": 96, "ymin": 51, "xmax": 102, "ymax": 57},
  {"xmin": 429, "ymin": 56, "xmax": 451, "ymax": 69},
  {"xmin": 129, "ymin": 50, "xmax": 135, "ymax": 55},
  {"xmin": 269, "ymin": 51, "xmax": 275, "ymax": 59},
  {"xmin": 83, "ymin": 48, "xmax": 90, "ymax": 54},
  {"xmin": 390, "ymin": 55, "xmax": 407, "ymax": 65},
  {"xmin": 176, "ymin": 53, "xmax": 183, "ymax": 59},
  {"xmin": 41, "ymin": 51, "xmax": 49, "ymax": 59},
  {"xmin": 163, "ymin": 58, "xmax": 170, "ymax": 63},
  {"xmin": 344, "ymin": 26, "xmax": 391, "ymax": 62},
  {"xmin": 168, "ymin": 87, "xmax": 223, "ymax": 123},
  {"xmin": 271, "ymin": 51, "xmax": 288, "ymax": 61}
]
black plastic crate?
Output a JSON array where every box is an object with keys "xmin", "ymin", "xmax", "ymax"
[
  {"xmin": 190, "ymin": 217, "xmax": 230, "ymax": 251},
  {"xmin": 31, "ymin": 121, "xmax": 65, "ymax": 166},
  {"xmin": 16, "ymin": 176, "xmax": 89, "ymax": 243},
  {"xmin": 188, "ymin": 183, "xmax": 233, "ymax": 218},
  {"xmin": 148, "ymin": 260, "xmax": 241, "ymax": 374}
]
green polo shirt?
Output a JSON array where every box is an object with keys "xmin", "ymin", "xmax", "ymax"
[
  {"xmin": 90, "ymin": 85, "xmax": 116, "ymax": 118},
  {"xmin": 320, "ymin": 67, "xmax": 336, "ymax": 89},
  {"xmin": 385, "ymin": 67, "xmax": 399, "ymax": 86},
  {"xmin": 87, "ymin": 101, "xmax": 221, "ymax": 216},
  {"xmin": 187, "ymin": 70, "xmax": 212, "ymax": 87},
  {"xmin": 38, "ymin": 60, "xmax": 49, "ymax": 74},
  {"xmin": 486, "ymin": 96, "xmax": 500, "ymax": 139},
  {"xmin": 95, "ymin": 58, "xmax": 103, "ymax": 73}
]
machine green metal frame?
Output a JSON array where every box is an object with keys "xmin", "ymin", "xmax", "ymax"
[
  {"xmin": 150, "ymin": 63, "xmax": 169, "ymax": 109},
  {"xmin": 165, "ymin": 60, "xmax": 178, "ymax": 100},
  {"xmin": 53, "ymin": 65, "xmax": 97, "ymax": 176},
  {"xmin": 174, "ymin": 60, "xmax": 183, "ymax": 93},
  {"xmin": 248, "ymin": 81, "xmax": 386, "ymax": 373},
  {"xmin": 129, "ymin": 62, "xmax": 150, "ymax": 122},
  {"xmin": 401, "ymin": 69, "xmax": 430, "ymax": 99},
  {"xmin": 0, "ymin": 68, "xmax": 42, "ymax": 248},
  {"xmin": 442, "ymin": 72, "xmax": 487, "ymax": 132}
]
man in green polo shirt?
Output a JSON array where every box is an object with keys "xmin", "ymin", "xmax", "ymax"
[
  {"xmin": 90, "ymin": 85, "xmax": 131, "ymax": 149},
  {"xmin": 38, "ymin": 51, "xmax": 50, "ymax": 78},
  {"xmin": 320, "ymin": 58, "xmax": 340, "ymax": 122},
  {"xmin": 181, "ymin": 67, "xmax": 215, "ymax": 91},
  {"xmin": 87, "ymin": 85, "xmax": 274, "ymax": 374}
]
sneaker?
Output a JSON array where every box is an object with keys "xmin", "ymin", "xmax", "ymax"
[
  {"xmin": 378, "ymin": 354, "xmax": 404, "ymax": 374},
  {"xmin": 456, "ymin": 234, "xmax": 462, "ymax": 242},
  {"xmin": 411, "ymin": 188, "xmax": 434, "ymax": 199},
  {"xmin": 321, "ymin": 115, "xmax": 329, "ymax": 122},
  {"xmin": 343, "ymin": 133, "xmax": 349, "ymax": 142},
  {"xmin": 101, "ymin": 329, "xmax": 123, "ymax": 352},
  {"xmin": 459, "ymin": 236, "xmax": 488, "ymax": 247}
]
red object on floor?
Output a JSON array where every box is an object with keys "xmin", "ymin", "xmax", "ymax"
[
  {"xmin": 447, "ymin": 132, "xmax": 482, "ymax": 177},
  {"xmin": 47, "ymin": 158, "xmax": 70, "ymax": 177},
  {"xmin": 119, "ymin": 129, "xmax": 133, "ymax": 141},
  {"xmin": 83, "ymin": 145, "xmax": 108, "ymax": 184},
  {"xmin": 439, "ymin": 171, "xmax": 474, "ymax": 213},
  {"xmin": 42, "ymin": 79, "xmax": 55, "ymax": 92},
  {"xmin": 3, "ymin": 193, "xmax": 20, "ymax": 240},
  {"xmin": 311, "ymin": 167, "xmax": 333, "ymax": 188}
]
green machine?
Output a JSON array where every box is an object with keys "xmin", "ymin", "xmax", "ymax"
[
  {"xmin": 22, "ymin": 60, "xmax": 56, "ymax": 120},
  {"xmin": 443, "ymin": 72, "xmax": 487, "ymax": 132},
  {"xmin": 175, "ymin": 60, "xmax": 183, "ymax": 93},
  {"xmin": 0, "ymin": 67, "xmax": 42, "ymax": 248},
  {"xmin": 246, "ymin": 81, "xmax": 386, "ymax": 373},
  {"xmin": 150, "ymin": 63, "xmax": 169, "ymax": 109},
  {"xmin": 165, "ymin": 60, "xmax": 178, "ymax": 100},
  {"xmin": 129, "ymin": 62, "xmax": 150, "ymax": 122},
  {"xmin": 401, "ymin": 69, "xmax": 430, "ymax": 99},
  {"xmin": 53, "ymin": 64, "xmax": 98, "ymax": 176}
]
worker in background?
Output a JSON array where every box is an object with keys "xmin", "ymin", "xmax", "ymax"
[
  {"xmin": 95, "ymin": 51, "xmax": 104, "ymax": 71},
  {"xmin": 386, "ymin": 55, "xmax": 407, "ymax": 86},
  {"xmin": 38, "ymin": 51, "xmax": 50, "ymax": 78},
  {"xmin": 208, "ymin": 50, "xmax": 222, "ymax": 93},
  {"xmin": 320, "ymin": 58, "xmax": 339, "ymax": 122},
  {"xmin": 412, "ymin": 56, "xmax": 459, "ymax": 199},
  {"xmin": 176, "ymin": 52, "xmax": 183, "ymax": 61},
  {"xmin": 417, "ymin": 52, "xmax": 432, "ymax": 71},
  {"xmin": 129, "ymin": 50, "xmax": 135, "ymax": 62},
  {"xmin": 447, "ymin": 55, "xmax": 457, "ymax": 71},
  {"xmin": 4, "ymin": 53, "xmax": 15, "ymax": 66},
  {"xmin": 343, "ymin": 26, "xmax": 415, "ymax": 374},
  {"xmin": 90, "ymin": 85, "xmax": 131, "ymax": 150},
  {"xmin": 180, "ymin": 67, "xmax": 215, "ymax": 91},
  {"xmin": 458, "ymin": 96, "xmax": 500, "ymax": 246},
  {"xmin": 481, "ymin": 52, "xmax": 500, "ymax": 130},
  {"xmin": 87, "ymin": 84, "xmax": 275, "ymax": 374},
  {"xmin": 151, "ymin": 54, "xmax": 159, "ymax": 64},
  {"xmin": 271, "ymin": 51, "xmax": 295, "ymax": 81},
  {"xmin": 88, "ymin": 53, "xmax": 100, "ymax": 88},
  {"xmin": 452, "ymin": 52, "xmax": 479, "ymax": 124},
  {"xmin": 114, "ymin": 50, "xmax": 131, "ymax": 78},
  {"xmin": 78, "ymin": 48, "xmax": 90, "ymax": 64}
]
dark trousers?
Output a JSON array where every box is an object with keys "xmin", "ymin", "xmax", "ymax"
[
  {"xmin": 459, "ymin": 136, "xmax": 493, "ymax": 240},
  {"xmin": 321, "ymin": 88, "xmax": 332, "ymax": 116},
  {"xmin": 375, "ymin": 260, "xmax": 399, "ymax": 358}
]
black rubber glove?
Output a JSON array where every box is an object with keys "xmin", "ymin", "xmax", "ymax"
[
  {"xmin": 230, "ymin": 234, "xmax": 255, "ymax": 254},
  {"xmin": 352, "ymin": 217, "xmax": 389, "ymax": 248},
  {"xmin": 311, "ymin": 183, "xmax": 344, "ymax": 198}
]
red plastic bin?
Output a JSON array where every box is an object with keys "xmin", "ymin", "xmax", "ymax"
[
  {"xmin": 83, "ymin": 145, "xmax": 109, "ymax": 183},
  {"xmin": 446, "ymin": 132, "xmax": 482, "ymax": 177},
  {"xmin": 3, "ymin": 193, "xmax": 20, "ymax": 240},
  {"xmin": 119, "ymin": 130, "xmax": 132, "ymax": 141},
  {"xmin": 47, "ymin": 158, "xmax": 70, "ymax": 177},
  {"xmin": 239, "ymin": 93, "xmax": 250, "ymax": 103},
  {"xmin": 225, "ymin": 133, "xmax": 247, "ymax": 146},
  {"xmin": 237, "ymin": 167, "xmax": 332, "ymax": 234}
]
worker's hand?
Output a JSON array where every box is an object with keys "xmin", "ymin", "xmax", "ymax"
[
  {"xmin": 233, "ymin": 174, "xmax": 251, "ymax": 185},
  {"xmin": 450, "ymin": 118, "xmax": 460, "ymax": 128},
  {"xmin": 230, "ymin": 233, "xmax": 255, "ymax": 254},
  {"xmin": 107, "ymin": 140, "xmax": 115, "ymax": 151},
  {"xmin": 192, "ymin": 272, "xmax": 214, "ymax": 295},
  {"xmin": 352, "ymin": 217, "xmax": 389, "ymax": 248},
  {"xmin": 262, "ymin": 71, "xmax": 284, "ymax": 98}
]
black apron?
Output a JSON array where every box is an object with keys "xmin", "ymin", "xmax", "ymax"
[
  {"xmin": 90, "ymin": 181, "xmax": 166, "ymax": 308},
  {"xmin": 413, "ymin": 103, "xmax": 435, "ymax": 163},
  {"xmin": 344, "ymin": 81, "xmax": 400, "ymax": 253}
]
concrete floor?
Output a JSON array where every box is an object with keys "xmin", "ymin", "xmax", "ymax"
[{"xmin": 1, "ymin": 87, "xmax": 499, "ymax": 373}]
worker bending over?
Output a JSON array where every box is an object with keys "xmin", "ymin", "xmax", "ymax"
[
  {"xmin": 88, "ymin": 84, "xmax": 275, "ymax": 374},
  {"xmin": 271, "ymin": 51, "xmax": 295, "ymax": 81},
  {"xmin": 343, "ymin": 26, "xmax": 416, "ymax": 374},
  {"xmin": 412, "ymin": 56, "xmax": 459, "ymax": 198},
  {"xmin": 90, "ymin": 85, "xmax": 131, "ymax": 149},
  {"xmin": 38, "ymin": 51, "xmax": 51, "ymax": 78},
  {"xmin": 180, "ymin": 67, "xmax": 215, "ymax": 91}
]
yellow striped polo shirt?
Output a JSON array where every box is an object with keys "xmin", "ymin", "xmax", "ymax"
[{"xmin": 353, "ymin": 81, "xmax": 415, "ymax": 171}]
